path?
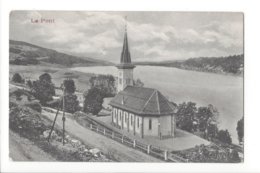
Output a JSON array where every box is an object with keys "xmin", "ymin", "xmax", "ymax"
[{"xmin": 41, "ymin": 110, "xmax": 162, "ymax": 162}]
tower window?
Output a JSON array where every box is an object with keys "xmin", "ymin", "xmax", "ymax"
[
  {"xmin": 119, "ymin": 78, "xmax": 122, "ymax": 84},
  {"xmin": 137, "ymin": 117, "xmax": 139, "ymax": 128},
  {"xmin": 149, "ymin": 119, "xmax": 152, "ymax": 130}
]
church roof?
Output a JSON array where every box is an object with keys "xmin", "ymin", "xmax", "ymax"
[{"xmin": 109, "ymin": 86, "xmax": 176, "ymax": 116}]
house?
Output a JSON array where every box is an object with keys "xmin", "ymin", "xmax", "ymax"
[{"xmin": 109, "ymin": 21, "xmax": 177, "ymax": 139}]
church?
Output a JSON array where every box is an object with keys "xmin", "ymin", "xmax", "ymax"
[{"xmin": 109, "ymin": 22, "xmax": 177, "ymax": 140}]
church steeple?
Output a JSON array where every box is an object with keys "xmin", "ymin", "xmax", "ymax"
[
  {"xmin": 116, "ymin": 16, "xmax": 135, "ymax": 93},
  {"xmin": 120, "ymin": 18, "xmax": 131, "ymax": 64},
  {"xmin": 116, "ymin": 16, "xmax": 135, "ymax": 69}
]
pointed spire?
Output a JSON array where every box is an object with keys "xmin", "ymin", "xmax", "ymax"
[
  {"xmin": 125, "ymin": 16, "xmax": 127, "ymax": 32},
  {"xmin": 120, "ymin": 16, "xmax": 131, "ymax": 64}
]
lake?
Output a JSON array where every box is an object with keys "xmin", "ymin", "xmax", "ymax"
[{"xmin": 71, "ymin": 66, "xmax": 243, "ymax": 144}]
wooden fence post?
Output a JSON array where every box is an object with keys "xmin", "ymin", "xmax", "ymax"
[
  {"xmin": 121, "ymin": 135, "xmax": 124, "ymax": 143},
  {"xmin": 104, "ymin": 128, "xmax": 106, "ymax": 135},
  {"xmin": 147, "ymin": 145, "xmax": 150, "ymax": 154},
  {"xmin": 164, "ymin": 150, "xmax": 168, "ymax": 161},
  {"xmin": 90, "ymin": 124, "xmax": 92, "ymax": 130},
  {"xmin": 96, "ymin": 127, "xmax": 98, "ymax": 132},
  {"xmin": 133, "ymin": 140, "xmax": 136, "ymax": 148}
]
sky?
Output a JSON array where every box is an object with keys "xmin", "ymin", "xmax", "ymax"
[{"xmin": 10, "ymin": 11, "xmax": 244, "ymax": 63}]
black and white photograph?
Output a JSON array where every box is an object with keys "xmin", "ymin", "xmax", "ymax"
[{"xmin": 7, "ymin": 11, "xmax": 244, "ymax": 163}]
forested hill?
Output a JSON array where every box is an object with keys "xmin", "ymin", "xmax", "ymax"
[
  {"xmin": 135, "ymin": 54, "xmax": 244, "ymax": 76},
  {"xmin": 9, "ymin": 40, "xmax": 113, "ymax": 67}
]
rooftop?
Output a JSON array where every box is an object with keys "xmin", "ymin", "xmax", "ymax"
[{"xmin": 109, "ymin": 86, "xmax": 176, "ymax": 116}]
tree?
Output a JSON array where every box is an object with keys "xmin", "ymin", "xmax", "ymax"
[
  {"xmin": 196, "ymin": 105, "xmax": 219, "ymax": 133},
  {"xmin": 217, "ymin": 129, "xmax": 232, "ymax": 145},
  {"xmin": 83, "ymin": 87, "xmax": 104, "ymax": 115},
  {"xmin": 196, "ymin": 106, "xmax": 213, "ymax": 132},
  {"xmin": 176, "ymin": 102, "xmax": 197, "ymax": 132},
  {"xmin": 61, "ymin": 79, "xmax": 79, "ymax": 113},
  {"xmin": 12, "ymin": 73, "xmax": 23, "ymax": 83},
  {"xmin": 39, "ymin": 73, "xmax": 52, "ymax": 83},
  {"xmin": 62, "ymin": 94, "xmax": 79, "ymax": 113},
  {"xmin": 89, "ymin": 75, "xmax": 116, "ymax": 97},
  {"xmin": 236, "ymin": 117, "xmax": 244, "ymax": 144},
  {"xmin": 32, "ymin": 73, "xmax": 55, "ymax": 105},
  {"xmin": 206, "ymin": 123, "xmax": 218, "ymax": 140},
  {"xmin": 63, "ymin": 79, "xmax": 76, "ymax": 94}
]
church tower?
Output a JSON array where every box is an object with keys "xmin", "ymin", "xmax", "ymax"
[{"xmin": 116, "ymin": 18, "xmax": 135, "ymax": 93}]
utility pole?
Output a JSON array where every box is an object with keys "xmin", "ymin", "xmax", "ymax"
[
  {"xmin": 48, "ymin": 82, "xmax": 66, "ymax": 146},
  {"xmin": 62, "ymin": 85, "xmax": 66, "ymax": 145}
]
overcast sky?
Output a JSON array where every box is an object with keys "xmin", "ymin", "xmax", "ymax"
[{"xmin": 10, "ymin": 11, "xmax": 243, "ymax": 63}]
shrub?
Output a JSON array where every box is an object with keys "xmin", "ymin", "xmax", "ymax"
[
  {"xmin": 12, "ymin": 73, "xmax": 23, "ymax": 83},
  {"xmin": 217, "ymin": 129, "xmax": 232, "ymax": 145},
  {"xmin": 236, "ymin": 117, "xmax": 244, "ymax": 144},
  {"xmin": 9, "ymin": 103, "xmax": 48, "ymax": 140}
]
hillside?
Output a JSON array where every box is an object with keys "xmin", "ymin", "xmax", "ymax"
[
  {"xmin": 9, "ymin": 40, "xmax": 113, "ymax": 67},
  {"xmin": 134, "ymin": 54, "xmax": 244, "ymax": 76}
]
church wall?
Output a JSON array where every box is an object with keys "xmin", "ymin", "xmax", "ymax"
[
  {"xmin": 159, "ymin": 115, "xmax": 172, "ymax": 137},
  {"xmin": 143, "ymin": 117, "xmax": 159, "ymax": 137},
  {"xmin": 112, "ymin": 107, "xmax": 174, "ymax": 138}
]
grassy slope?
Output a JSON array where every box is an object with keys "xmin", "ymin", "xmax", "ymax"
[
  {"xmin": 10, "ymin": 40, "xmax": 113, "ymax": 67},
  {"xmin": 9, "ymin": 130, "xmax": 56, "ymax": 161},
  {"xmin": 9, "ymin": 39, "xmax": 113, "ymax": 92}
]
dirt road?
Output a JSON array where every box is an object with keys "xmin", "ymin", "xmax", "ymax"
[{"xmin": 41, "ymin": 110, "xmax": 162, "ymax": 162}]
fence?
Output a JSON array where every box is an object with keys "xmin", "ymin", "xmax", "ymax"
[{"xmin": 87, "ymin": 120, "xmax": 188, "ymax": 162}]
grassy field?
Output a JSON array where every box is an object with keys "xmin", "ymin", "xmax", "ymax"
[
  {"xmin": 9, "ymin": 130, "xmax": 56, "ymax": 161},
  {"xmin": 9, "ymin": 63, "xmax": 94, "ymax": 93}
]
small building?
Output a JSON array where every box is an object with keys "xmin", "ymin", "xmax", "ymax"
[
  {"xmin": 110, "ymin": 86, "xmax": 176, "ymax": 139},
  {"xmin": 109, "ymin": 20, "xmax": 176, "ymax": 139}
]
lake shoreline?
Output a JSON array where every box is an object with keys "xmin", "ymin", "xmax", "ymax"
[
  {"xmin": 76, "ymin": 64, "xmax": 243, "ymax": 78},
  {"xmin": 135, "ymin": 65, "xmax": 244, "ymax": 78}
]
